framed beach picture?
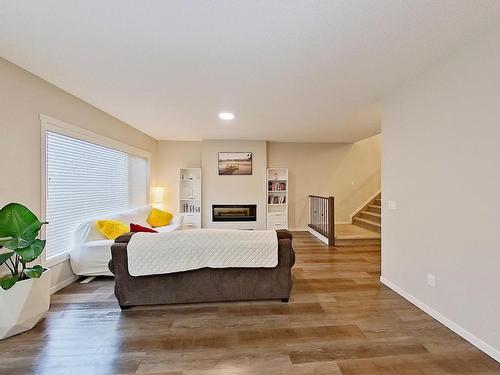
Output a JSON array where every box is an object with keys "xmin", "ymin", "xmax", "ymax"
[{"xmin": 218, "ymin": 152, "xmax": 252, "ymax": 175}]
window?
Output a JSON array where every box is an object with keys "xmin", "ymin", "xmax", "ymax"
[{"xmin": 43, "ymin": 122, "xmax": 149, "ymax": 264}]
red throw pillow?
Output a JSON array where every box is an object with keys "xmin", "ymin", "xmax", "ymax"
[{"xmin": 130, "ymin": 223, "xmax": 158, "ymax": 233}]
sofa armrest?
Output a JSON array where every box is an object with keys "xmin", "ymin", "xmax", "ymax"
[
  {"xmin": 278, "ymin": 238, "xmax": 295, "ymax": 268},
  {"xmin": 109, "ymin": 233, "xmax": 135, "ymax": 275},
  {"xmin": 115, "ymin": 232, "xmax": 135, "ymax": 244},
  {"xmin": 277, "ymin": 229, "xmax": 292, "ymax": 240},
  {"xmin": 276, "ymin": 230, "xmax": 295, "ymax": 268}
]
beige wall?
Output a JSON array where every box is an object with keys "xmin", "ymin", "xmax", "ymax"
[
  {"xmin": 156, "ymin": 141, "xmax": 202, "ymax": 213},
  {"xmin": 156, "ymin": 136, "xmax": 381, "ymax": 229},
  {"xmin": 382, "ymin": 26, "xmax": 500, "ymax": 359},
  {"xmin": 1, "ymin": 55, "xmax": 380, "ymax": 290},
  {"xmin": 268, "ymin": 135, "xmax": 381, "ymax": 228},
  {"xmin": 202, "ymin": 140, "xmax": 267, "ymax": 229},
  {"xmin": 0, "ymin": 57, "xmax": 158, "ymax": 290}
]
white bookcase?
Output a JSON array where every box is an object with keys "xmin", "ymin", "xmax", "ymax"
[
  {"xmin": 266, "ymin": 168, "xmax": 288, "ymax": 230},
  {"xmin": 179, "ymin": 168, "xmax": 201, "ymax": 229}
]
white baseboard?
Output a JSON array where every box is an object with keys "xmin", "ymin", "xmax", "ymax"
[
  {"xmin": 380, "ymin": 276, "xmax": 500, "ymax": 363},
  {"xmin": 307, "ymin": 226, "xmax": 329, "ymax": 245},
  {"xmin": 288, "ymin": 223, "xmax": 349, "ymax": 231},
  {"xmin": 50, "ymin": 275, "xmax": 78, "ymax": 295}
]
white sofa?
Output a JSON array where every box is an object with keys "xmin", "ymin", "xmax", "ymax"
[{"xmin": 70, "ymin": 205, "xmax": 183, "ymax": 276}]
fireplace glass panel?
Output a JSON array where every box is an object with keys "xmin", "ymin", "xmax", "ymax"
[{"xmin": 212, "ymin": 204, "xmax": 257, "ymax": 222}]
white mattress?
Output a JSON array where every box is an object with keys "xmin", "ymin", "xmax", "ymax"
[{"xmin": 127, "ymin": 229, "xmax": 278, "ymax": 277}]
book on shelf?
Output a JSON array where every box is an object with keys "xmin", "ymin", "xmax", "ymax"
[
  {"xmin": 268, "ymin": 195, "xmax": 286, "ymax": 204},
  {"xmin": 182, "ymin": 203, "xmax": 200, "ymax": 213},
  {"xmin": 268, "ymin": 181, "xmax": 287, "ymax": 191}
]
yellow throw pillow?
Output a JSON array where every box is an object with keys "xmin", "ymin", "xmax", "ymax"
[
  {"xmin": 96, "ymin": 220, "xmax": 129, "ymax": 240},
  {"xmin": 147, "ymin": 208, "xmax": 173, "ymax": 227}
]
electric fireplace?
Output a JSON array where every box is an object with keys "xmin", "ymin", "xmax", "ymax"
[{"xmin": 212, "ymin": 204, "xmax": 257, "ymax": 222}]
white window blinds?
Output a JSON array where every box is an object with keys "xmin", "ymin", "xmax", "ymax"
[{"xmin": 45, "ymin": 131, "xmax": 149, "ymax": 261}]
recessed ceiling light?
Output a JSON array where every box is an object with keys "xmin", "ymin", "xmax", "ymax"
[{"xmin": 218, "ymin": 112, "xmax": 235, "ymax": 120}]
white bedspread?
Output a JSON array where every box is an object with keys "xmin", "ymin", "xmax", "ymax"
[{"xmin": 126, "ymin": 229, "xmax": 278, "ymax": 277}]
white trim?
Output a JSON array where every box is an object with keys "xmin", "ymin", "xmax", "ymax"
[
  {"xmin": 40, "ymin": 120, "xmax": 48, "ymax": 265},
  {"xmin": 45, "ymin": 253, "xmax": 69, "ymax": 268},
  {"xmin": 50, "ymin": 274, "xmax": 78, "ymax": 295},
  {"xmin": 40, "ymin": 114, "xmax": 151, "ymax": 158},
  {"xmin": 307, "ymin": 226, "xmax": 329, "ymax": 245},
  {"xmin": 349, "ymin": 190, "xmax": 381, "ymax": 222},
  {"xmin": 380, "ymin": 276, "xmax": 500, "ymax": 363},
  {"xmin": 40, "ymin": 114, "xmax": 152, "ymax": 265},
  {"xmin": 287, "ymin": 222, "xmax": 349, "ymax": 232}
]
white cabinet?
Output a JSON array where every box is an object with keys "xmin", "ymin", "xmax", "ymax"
[
  {"xmin": 179, "ymin": 168, "xmax": 201, "ymax": 229},
  {"xmin": 266, "ymin": 168, "xmax": 288, "ymax": 230}
]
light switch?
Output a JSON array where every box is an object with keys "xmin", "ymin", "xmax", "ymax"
[
  {"xmin": 388, "ymin": 200, "xmax": 397, "ymax": 210},
  {"xmin": 427, "ymin": 274, "xmax": 436, "ymax": 288}
]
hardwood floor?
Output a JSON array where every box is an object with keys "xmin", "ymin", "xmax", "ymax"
[{"xmin": 1, "ymin": 232, "xmax": 499, "ymax": 374}]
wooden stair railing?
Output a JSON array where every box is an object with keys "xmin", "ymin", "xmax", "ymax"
[{"xmin": 308, "ymin": 195, "xmax": 335, "ymax": 246}]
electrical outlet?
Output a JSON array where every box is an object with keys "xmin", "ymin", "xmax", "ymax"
[
  {"xmin": 388, "ymin": 200, "xmax": 397, "ymax": 210},
  {"xmin": 427, "ymin": 274, "xmax": 436, "ymax": 288}
]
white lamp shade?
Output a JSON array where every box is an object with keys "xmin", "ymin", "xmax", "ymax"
[{"xmin": 152, "ymin": 187, "xmax": 165, "ymax": 203}]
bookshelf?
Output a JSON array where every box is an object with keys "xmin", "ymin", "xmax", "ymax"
[
  {"xmin": 179, "ymin": 168, "xmax": 201, "ymax": 229},
  {"xmin": 266, "ymin": 168, "xmax": 288, "ymax": 230}
]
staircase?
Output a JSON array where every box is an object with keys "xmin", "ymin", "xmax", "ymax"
[{"xmin": 352, "ymin": 193, "xmax": 381, "ymax": 233}]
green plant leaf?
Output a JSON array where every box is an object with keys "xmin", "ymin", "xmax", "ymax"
[
  {"xmin": 0, "ymin": 235, "xmax": 17, "ymax": 250},
  {"xmin": 0, "ymin": 203, "xmax": 45, "ymax": 250},
  {"xmin": 0, "ymin": 251, "xmax": 14, "ymax": 266},
  {"xmin": 0, "ymin": 274, "xmax": 19, "ymax": 290},
  {"xmin": 15, "ymin": 239, "xmax": 46, "ymax": 262},
  {"xmin": 23, "ymin": 265, "xmax": 44, "ymax": 279}
]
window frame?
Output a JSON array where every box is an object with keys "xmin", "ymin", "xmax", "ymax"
[{"xmin": 40, "ymin": 114, "xmax": 151, "ymax": 267}]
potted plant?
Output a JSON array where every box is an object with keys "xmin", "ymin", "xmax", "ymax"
[{"xmin": 0, "ymin": 203, "xmax": 51, "ymax": 339}]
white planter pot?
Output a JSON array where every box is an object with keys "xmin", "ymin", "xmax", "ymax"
[{"xmin": 0, "ymin": 269, "xmax": 51, "ymax": 339}]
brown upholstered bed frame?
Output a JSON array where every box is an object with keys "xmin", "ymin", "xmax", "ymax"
[{"xmin": 109, "ymin": 230, "xmax": 295, "ymax": 309}]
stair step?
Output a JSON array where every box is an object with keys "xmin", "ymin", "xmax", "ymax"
[
  {"xmin": 354, "ymin": 217, "xmax": 381, "ymax": 227},
  {"xmin": 353, "ymin": 217, "xmax": 381, "ymax": 233},
  {"xmin": 335, "ymin": 238, "xmax": 381, "ymax": 246},
  {"xmin": 366, "ymin": 205, "xmax": 381, "ymax": 214},
  {"xmin": 359, "ymin": 211, "xmax": 381, "ymax": 223}
]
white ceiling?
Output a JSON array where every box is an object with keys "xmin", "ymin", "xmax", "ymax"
[{"xmin": 1, "ymin": 1, "xmax": 500, "ymax": 142}]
